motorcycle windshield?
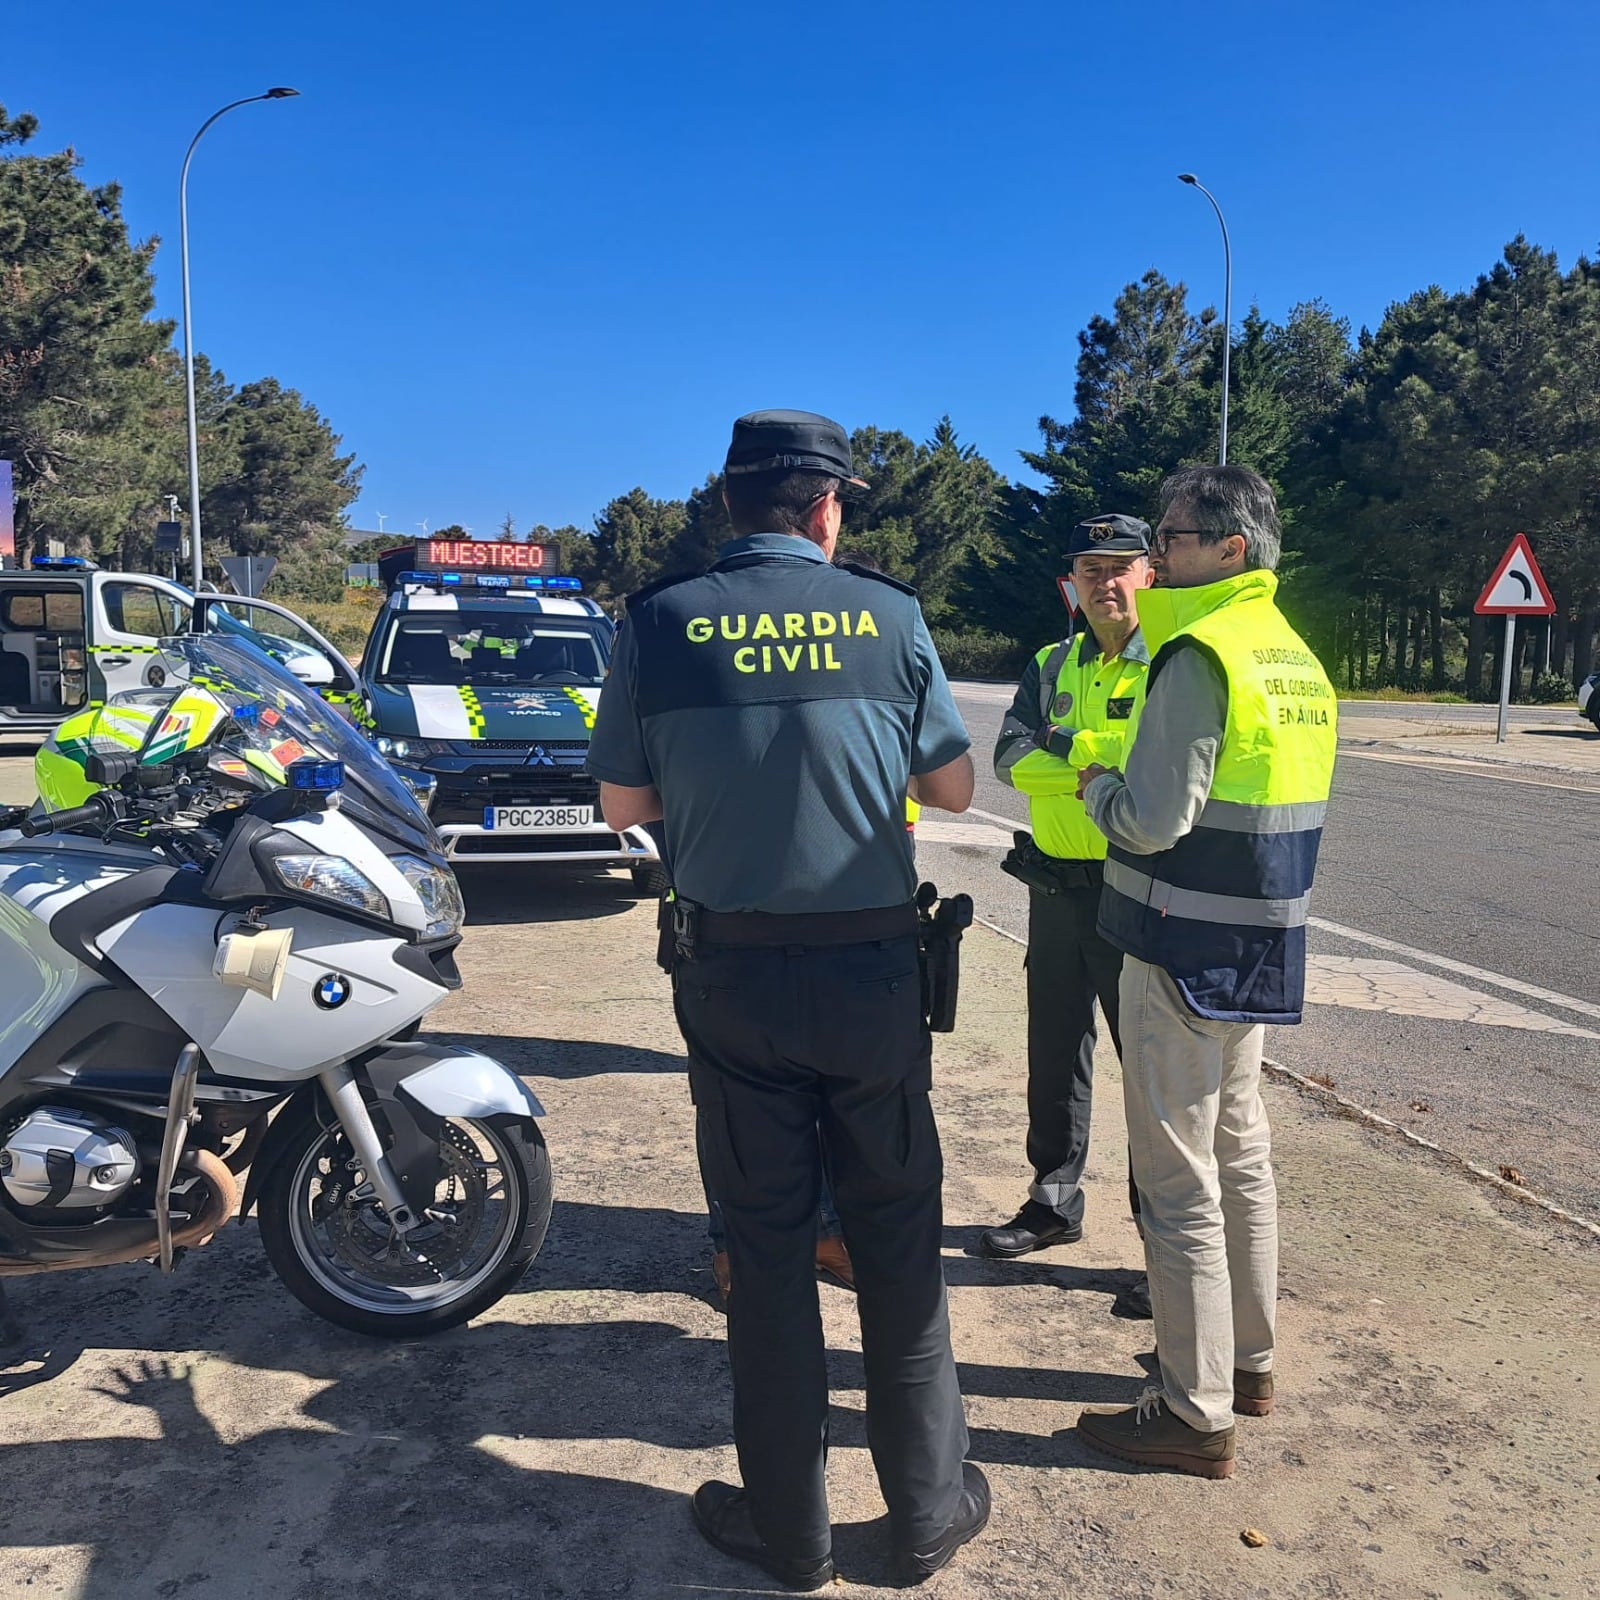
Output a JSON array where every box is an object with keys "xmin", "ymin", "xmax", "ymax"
[{"xmin": 150, "ymin": 635, "xmax": 438, "ymax": 852}]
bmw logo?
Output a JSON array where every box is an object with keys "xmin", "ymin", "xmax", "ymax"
[{"xmin": 313, "ymin": 973, "xmax": 353, "ymax": 1010}]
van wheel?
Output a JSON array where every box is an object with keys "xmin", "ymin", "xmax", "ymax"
[{"xmin": 630, "ymin": 862, "xmax": 671, "ymax": 897}]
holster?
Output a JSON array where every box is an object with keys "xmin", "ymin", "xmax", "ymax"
[
  {"xmin": 915, "ymin": 881, "xmax": 974, "ymax": 1033},
  {"xmin": 655, "ymin": 889, "xmax": 695, "ymax": 972},
  {"xmin": 1000, "ymin": 831, "xmax": 1103, "ymax": 895}
]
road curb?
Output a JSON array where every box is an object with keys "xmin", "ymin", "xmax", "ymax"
[
  {"xmin": 1261, "ymin": 1056, "xmax": 1600, "ymax": 1243},
  {"xmin": 1337, "ymin": 733, "xmax": 1599, "ymax": 779}
]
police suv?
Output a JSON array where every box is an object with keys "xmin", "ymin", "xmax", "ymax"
[
  {"xmin": 0, "ymin": 555, "xmax": 348, "ymax": 738},
  {"xmin": 359, "ymin": 543, "xmax": 666, "ymax": 890}
]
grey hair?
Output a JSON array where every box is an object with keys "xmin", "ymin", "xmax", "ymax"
[{"xmin": 1158, "ymin": 465, "xmax": 1282, "ymax": 572}]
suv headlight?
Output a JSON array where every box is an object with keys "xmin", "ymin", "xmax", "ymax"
[
  {"xmin": 270, "ymin": 854, "xmax": 392, "ymax": 921},
  {"xmin": 397, "ymin": 855, "xmax": 464, "ymax": 940},
  {"xmin": 374, "ymin": 736, "xmax": 451, "ymax": 761}
]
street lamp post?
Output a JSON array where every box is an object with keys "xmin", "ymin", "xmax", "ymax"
[
  {"xmin": 1178, "ymin": 173, "xmax": 1232, "ymax": 466},
  {"xmin": 180, "ymin": 88, "xmax": 300, "ymax": 592}
]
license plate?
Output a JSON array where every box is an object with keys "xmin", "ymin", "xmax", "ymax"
[{"xmin": 483, "ymin": 804, "xmax": 594, "ymax": 831}]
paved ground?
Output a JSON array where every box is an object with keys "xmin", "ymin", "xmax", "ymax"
[
  {"xmin": 4, "ymin": 700, "xmax": 1600, "ymax": 1597},
  {"xmin": 1336, "ymin": 699, "xmax": 1600, "ymax": 779},
  {"xmin": 2, "ymin": 873, "xmax": 1598, "ymax": 1600}
]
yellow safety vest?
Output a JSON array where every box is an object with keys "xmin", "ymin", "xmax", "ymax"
[
  {"xmin": 1099, "ymin": 570, "xmax": 1337, "ymax": 1022},
  {"xmin": 995, "ymin": 630, "xmax": 1149, "ymax": 860}
]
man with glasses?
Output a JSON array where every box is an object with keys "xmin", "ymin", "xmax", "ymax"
[
  {"xmin": 589, "ymin": 411, "xmax": 989, "ymax": 1587},
  {"xmin": 983, "ymin": 514, "xmax": 1152, "ymax": 1266},
  {"xmin": 1073, "ymin": 465, "xmax": 1337, "ymax": 1479}
]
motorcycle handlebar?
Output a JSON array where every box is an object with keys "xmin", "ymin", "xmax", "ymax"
[{"xmin": 19, "ymin": 797, "xmax": 112, "ymax": 838}]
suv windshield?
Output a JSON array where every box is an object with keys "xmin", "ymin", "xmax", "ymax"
[{"xmin": 373, "ymin": 610, "xmax": 607, "ymax": 687}]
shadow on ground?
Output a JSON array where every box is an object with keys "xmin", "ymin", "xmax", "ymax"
[
  {"xmin": 0, "ymin": 1194, "xmax": 1145, "ymax": 1596},
  {"xmin": 455, "ymin": 863, "xmax": 644, "ymax": 925}
]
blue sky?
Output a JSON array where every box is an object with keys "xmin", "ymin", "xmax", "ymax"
[{"xmin": 8, "ymin": 0, "xmax": 1599, "ymax": 537}]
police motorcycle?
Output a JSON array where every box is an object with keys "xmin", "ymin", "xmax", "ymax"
[{"xmin": 0, "ymin": 633, "xmax": 552, "ymax": 1337}]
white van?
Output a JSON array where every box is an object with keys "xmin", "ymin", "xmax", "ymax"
[{"xmin": 0, "ymin": 557, "xmax": 351, "ymax": 738}]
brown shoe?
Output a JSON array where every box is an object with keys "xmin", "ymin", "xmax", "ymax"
[
  {"xmin": 814, "ymin": 1235, "xmax": 856, "ymax": 1292},
  {"xmin": 1233, "ymin": 1368, "xmax": 1274, "ymax": 1417},
  {"xmin": 711, "ymin": 1250, "xmax": 731, "ymax": 1310},
  {"xmin": 1077, "ymin": 1387, "xmax": 1236, "ymax": 1479}
]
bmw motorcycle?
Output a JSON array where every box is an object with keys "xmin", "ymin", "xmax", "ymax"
[{"xmin": 0, "ymin": 635, "xmax": 551, "ymax": 1337}]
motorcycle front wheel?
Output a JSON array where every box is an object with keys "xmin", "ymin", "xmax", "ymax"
[{"xmin": 257, "ymin": 1115, "xmax": 552, "ymax": 1338}]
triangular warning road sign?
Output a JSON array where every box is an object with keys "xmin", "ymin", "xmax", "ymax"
[{"xmin": 1474, "ymin": 533, "xmax": 1555, "ymax": 616}]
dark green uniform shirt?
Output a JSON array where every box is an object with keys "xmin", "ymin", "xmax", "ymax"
[{"xmin": 587, "ymin": 533, "xmax": 969, "ymax": 913}]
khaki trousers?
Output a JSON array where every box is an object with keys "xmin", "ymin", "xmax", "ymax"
[{"xmin": 1119, "ymin": 955, "xmax": 1276, "ymax": 1433}]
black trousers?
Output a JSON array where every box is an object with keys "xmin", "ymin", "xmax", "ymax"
[
  {"xmin": 675, "ymin": 932, "xmax": 968, "ymax": 1560},
  {"xmin": 1025, "ymin": 882, "xmax": 1127, "ymax": 1227}
]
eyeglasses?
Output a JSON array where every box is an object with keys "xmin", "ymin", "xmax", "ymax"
[{"xmin": 1151, "ymin": 526, "xmax": 1221, "ymax": 556}]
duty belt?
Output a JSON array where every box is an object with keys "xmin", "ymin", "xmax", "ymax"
[
  {"xmin": 690, "ymin": 902, "xmax": 919, "ymax": 951},
  {"xmin": 1000, "ymin": 831, "xmax": 1104, "ymax": 895}
]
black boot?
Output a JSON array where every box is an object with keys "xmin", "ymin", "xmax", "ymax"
[
  {"xmin": 691, "ymin": 1481, "xmax": 834, "ymax": 1591},
  {"xmin": 978, "ymin": 1200, "xmax": 1082, "ymax": 1258}
]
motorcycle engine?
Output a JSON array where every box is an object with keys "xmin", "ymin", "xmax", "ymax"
[{"xmin": 0, "ymin": 1107, "xmax": 141, "ymax": 1210}]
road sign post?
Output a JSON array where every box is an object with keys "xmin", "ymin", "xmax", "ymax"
[{"xmin": 1473, "ymin": 533, "xmax": 1556, "ymax": 744}]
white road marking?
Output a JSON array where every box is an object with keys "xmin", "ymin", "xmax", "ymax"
[
  {"xmin": 1310, "ymin": 916, "xmax": 1600, "ymax": 1024},
  {"xmin": 1306, "ymin": 955, "xmax": 1598, "ymax": 1038},
  {"xmin": 951, "ymin": 681, "xmax": 1016, "ymax": 707},
  {"xmin": 965, "ymin": 803, "xmax": 1025, "ymax": 832},
  {"xmin": 913, "ymin": 819, "xmax": 1013, "ymax": 847}
]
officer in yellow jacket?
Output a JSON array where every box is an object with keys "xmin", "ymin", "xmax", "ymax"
[{"xmin": 981, "ymin": 513, "xmax": 1152, "ymax": 1259}]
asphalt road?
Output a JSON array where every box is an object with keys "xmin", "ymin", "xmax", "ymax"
[{"xmin": 921, "ymin": 682, "xmax": 1600, "ymax": 1223}]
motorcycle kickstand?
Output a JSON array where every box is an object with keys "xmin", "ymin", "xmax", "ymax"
[{"xmin": 155, "ymin": 1043, "xmax": 203, "ymax": 1272}]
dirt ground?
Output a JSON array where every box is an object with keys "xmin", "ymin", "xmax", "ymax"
[{"xmin": 2, "ymin": 871, "xmax": 1598, "ymax": 1600}]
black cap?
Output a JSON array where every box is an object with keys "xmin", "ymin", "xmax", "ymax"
[
  {"xmin": 1065, "ymin": 512, "xmax": 1151, "ymax": 558},
  {"xmin": 724, "ymin": 409, "xmax": 870, "ymax": 496}
]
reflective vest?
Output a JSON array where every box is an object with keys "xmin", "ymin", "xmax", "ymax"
[
  {"xmin": 1097, "ymin": 570, "xmax": 1337, "ymax": 1024},
  {"xmin": 994, "ymin": 630, "xmax": 1149, "ymax": 861}
]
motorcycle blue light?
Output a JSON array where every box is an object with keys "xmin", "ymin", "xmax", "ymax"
[{"xmin": 287, "ymin": 758, "xmax": 345, "ymax": 791}]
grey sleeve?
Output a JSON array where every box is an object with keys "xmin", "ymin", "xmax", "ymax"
[
  {"xmin": 910, "ymin": 610, "xmax": 972, "ymax": 774},
  {"xmin": 585, "ymin": 620, "xmax": 654, "ymax": 787},
  {"xmin": 1084, "ymin": 645, "xmax": 1226, "ymax": 855},
  {"xmin": 993, "ymin": 654, "xmax": 1043, "ymax": 784}
]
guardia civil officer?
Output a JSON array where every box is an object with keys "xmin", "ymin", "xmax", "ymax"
[
  {"xmin": 982, "ymin": 514, "xmax": 1152, "ymax": 1259},
  {"xmin": 587, "ymin": 411, "xmax": 989, "ymax": 1590}
]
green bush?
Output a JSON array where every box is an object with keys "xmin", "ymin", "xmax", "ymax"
[
  {"xmin": 1528, "ymin": 671, "xmax": 1578, "ymax": 704},
  {"xmin": 281, "ymin": 588, "xmax": 384, "ymax": 655},
  {"xmin": 931, "ymin": 627, "xmax": 1026, "ymax": 680}
]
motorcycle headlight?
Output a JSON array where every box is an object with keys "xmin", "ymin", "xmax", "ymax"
[
  {"xmin": 374, "ymin": 735, "xmax": 451, "ymax": 761},
  {"xmin": 270, "ymin": 854, "xmax": 392, "ymax": 922},
  {"xmin": 397, "ymin": 855, "xmax": 464, "ymax": 940}
]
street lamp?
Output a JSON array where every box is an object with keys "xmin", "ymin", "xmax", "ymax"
[
  {"xmin": 180, "ymin": 88, "xmax": 300, "ymax": 591},
  {"xmin": 1178, "ymin": 173, "xmax": 1232, "ymax": 466}
]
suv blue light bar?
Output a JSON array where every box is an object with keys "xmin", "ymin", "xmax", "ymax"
[
  {"xmin": 31, "ymin": 554, "xmax": 96, "ymax": 570},
  {"xmin": 286, "ymin": 758, "xmax": 345, "ymax": 791},
  {"xmin": 395, "ymin": 571, "xmax": 583, "ymax": 593}
]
